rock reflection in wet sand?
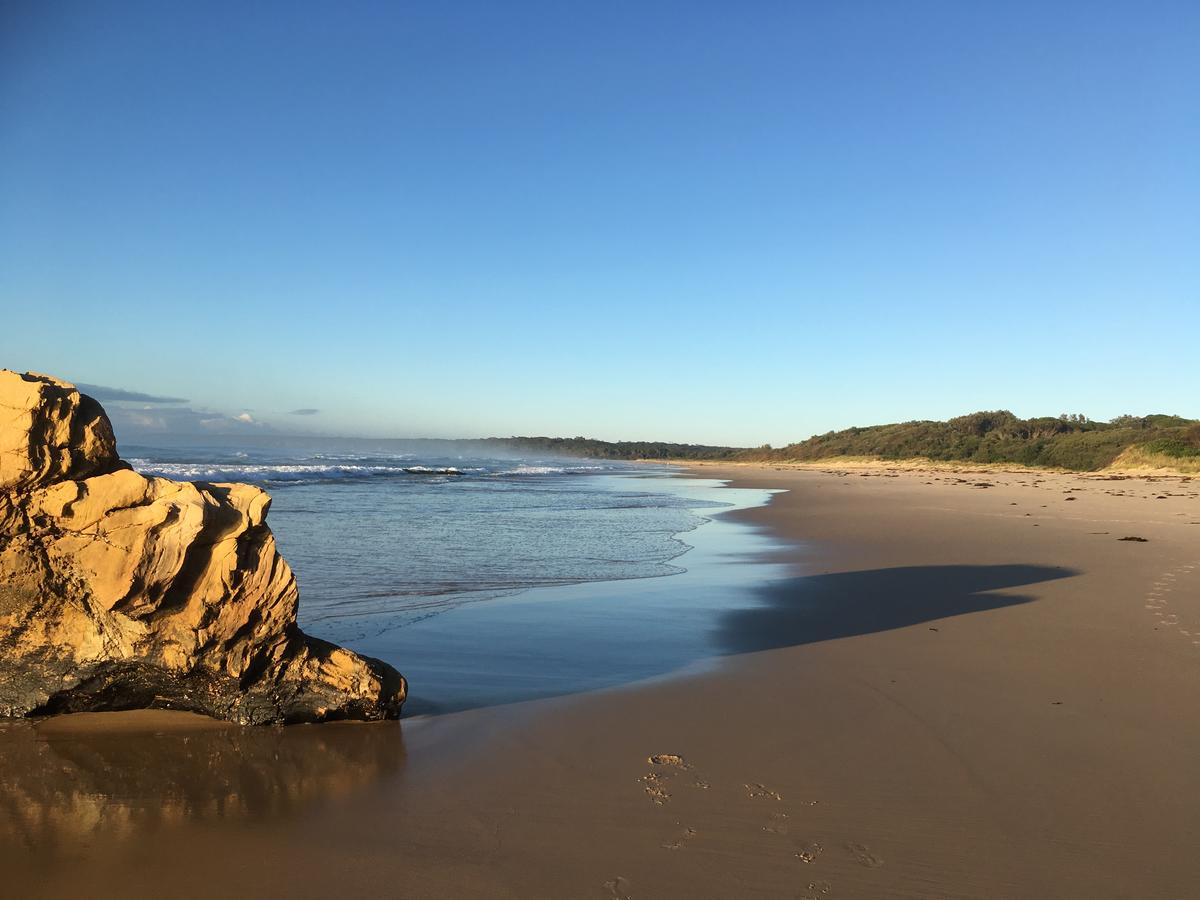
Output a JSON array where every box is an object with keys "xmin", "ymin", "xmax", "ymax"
[{"xmin": 0, "ymin": 711, "xmax": 404, "ymax": 858}]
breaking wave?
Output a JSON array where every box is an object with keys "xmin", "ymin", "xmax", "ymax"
[
  {"xmin": 125, "ymin": 455, "xmax": 626, "ymax": 486},
  {"xmin": 127, "ymin": 460, "xmax": 458, "ymax": 484}
]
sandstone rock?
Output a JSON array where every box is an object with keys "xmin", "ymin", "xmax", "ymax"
[
  {"xmin": 0, "ymin": 370, "xmax": 405, "ymax": 724},
  {"xmin": 0, "ymin": 372, "xmax": 121, "ymax": 491}
]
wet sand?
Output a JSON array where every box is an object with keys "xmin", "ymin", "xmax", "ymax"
[{"xmin": 4, "ymin": 464, "xmax": 1200, "ymax": 898}]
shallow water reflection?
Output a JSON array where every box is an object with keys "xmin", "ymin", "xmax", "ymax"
[{"xmin": 0, "ymin": 715, "xmax": 404, "ymax": 858}]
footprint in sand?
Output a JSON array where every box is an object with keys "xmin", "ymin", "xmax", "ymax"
[
  {"xmin": 604, "ymin": 876, "xmax": 633, "ymax": 898},
  {"xmin": 1142, "ymin": 563, "xmax": 1200, "ymax": 646},
  {"xmin": 846, "ymin": 842, "xmax": 885, "ymax": 868},
  {"xmin": 638, "ymin": 772, "xmax": 671, "ymax": 805},
  {"xmin": 641, "ymin": 753, "xmax": 713, "ymax": 804},
  {"xmin": 795, "ymin": 841, "xmax": 823, "ymax": 864},
  {"xmin": 745, "ymin": 782, "xmax": 783, "ymax": 800},
  {"xmin": 645, "ymin": 753, "xmax": 709, "ymax": 795},
  {"xmin": 648, "ymin": 754, "xmax": 690, "ymax": 769},
  {"xmin": 661, "ymin": 825, "xmax": 697, "ymax": 851}
]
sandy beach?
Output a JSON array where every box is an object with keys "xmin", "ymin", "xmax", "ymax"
[
  {"xmin": 5, "ymin": 463, "xmax": 1200, "ymax": 899},
  {"xmin": 8, "ymin": 4, "xmax": 1197, "ymax": 896}
]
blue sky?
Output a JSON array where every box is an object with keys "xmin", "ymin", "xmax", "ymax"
[{"xmin": 2, "ymin": 1, "xmax": 1197, "ymax": 445}]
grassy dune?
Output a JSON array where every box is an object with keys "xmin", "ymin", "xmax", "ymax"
[{"xmin": 1107, "ymin": 446, "xmax": 1200, "ymax": 475}]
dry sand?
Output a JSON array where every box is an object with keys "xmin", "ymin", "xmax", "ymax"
[{"xmin": 4, "ymin": 464, "xmax": 1200, "ymax": 898}]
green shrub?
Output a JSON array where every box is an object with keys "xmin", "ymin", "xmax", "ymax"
[
  {"xmin": 1140, "ymin": 438, "xmax": 1200, "ymax": 459},
  {"xmin": 744, "ymin": 412, "xmax": 1200, "ymax": 471}
]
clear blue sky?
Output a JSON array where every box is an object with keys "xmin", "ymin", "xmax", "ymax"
[{"xmin": 2, "ymin": 1, "xmax": 1197, "ymax": 445}]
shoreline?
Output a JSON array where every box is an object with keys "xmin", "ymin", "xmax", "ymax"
[
  {"xmin": 4, "ymin": 462, "xmax": 1200, "ymax": 897},
  {"xmin": 342, "ymin": 469, "xmax": 782, "ymax": 716}
]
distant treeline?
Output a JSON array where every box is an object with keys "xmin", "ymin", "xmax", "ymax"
[
  {"xmin": 739, "ymin": 411, "xmax": 1200, "ymax": 471},
  {"xmin": 477, "ymin": 436, "xmax": 743, "ymax": 460},
  {"xmin": 478, "ymin": 411, "xmax": 1200, "ymax": 471}
]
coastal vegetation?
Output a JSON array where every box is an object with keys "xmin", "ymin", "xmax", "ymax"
[
  {"xmin": 739, "ymin": 411, "xmax": 1200, "ymax": 472},
  {"xmin": 486, "ymin": 412, "xmax": 1200, "ymax": 473}
]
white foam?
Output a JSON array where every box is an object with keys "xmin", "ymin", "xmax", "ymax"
[
  {"xmin": 131, "ymin": 462, "xmax": 413, "ymax": 482},
  {"xmin": 496, "ymin": 463, "xmax": 615, "ymax": 476},
  {"xmin": 127, "ymin": 456, "xmax": 614, "ymax": 484},
  {"xmin": 497, "ymin": 465, "xmax": 567, "ymax": 475}
]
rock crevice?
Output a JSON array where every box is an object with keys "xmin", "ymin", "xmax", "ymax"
[{"xmin": 0, "ymin": 371, "xmax": 405, "ymax": 724}]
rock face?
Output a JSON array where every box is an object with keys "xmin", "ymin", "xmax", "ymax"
[
  {"xmin": 0, "ymin": 371, "xmax": 405, "ymax": 724},
  {"xmin": 0, "ymin": 372, "xmax": 120, "ymax": 492}
]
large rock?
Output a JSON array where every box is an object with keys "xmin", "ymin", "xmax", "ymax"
[
  {"xmin": 0, "ymin": 372, "xmax": 121, "ymax": 491},
  {"xmin": 0, "ymin": 371, "xmax": 405, "ymax": 724}
]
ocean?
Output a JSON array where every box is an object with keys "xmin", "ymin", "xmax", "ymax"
[{"xmin": 126, "ymin": 441, "xmax": 782, "ymax": 714}]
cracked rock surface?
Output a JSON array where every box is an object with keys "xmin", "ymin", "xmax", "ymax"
[{"xmin": 0, "ymin": 371, "xmax": 405, "ymax": 724}]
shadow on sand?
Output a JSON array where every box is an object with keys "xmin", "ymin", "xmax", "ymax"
[
  {"xmin": 718, "ymin": 563, "xmax": 1076, "ymax": 656},
  {"xmin": 402, "ymin": 563, "xmax": 1077, "ymax": 716}
]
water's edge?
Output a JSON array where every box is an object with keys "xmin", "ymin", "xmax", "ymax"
[{"xmin": 362, "ymin": 470, "xmax": 789, "ymax": 717}]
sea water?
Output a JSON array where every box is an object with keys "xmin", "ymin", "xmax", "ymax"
[{"xmin": 127, "ymin": 442, "xmax": 781, "ymax": 713}]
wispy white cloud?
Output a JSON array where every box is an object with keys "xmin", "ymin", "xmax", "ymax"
[{"xmin": 76, "ymin": 382, "xmax": 188, "ymax": 404}]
